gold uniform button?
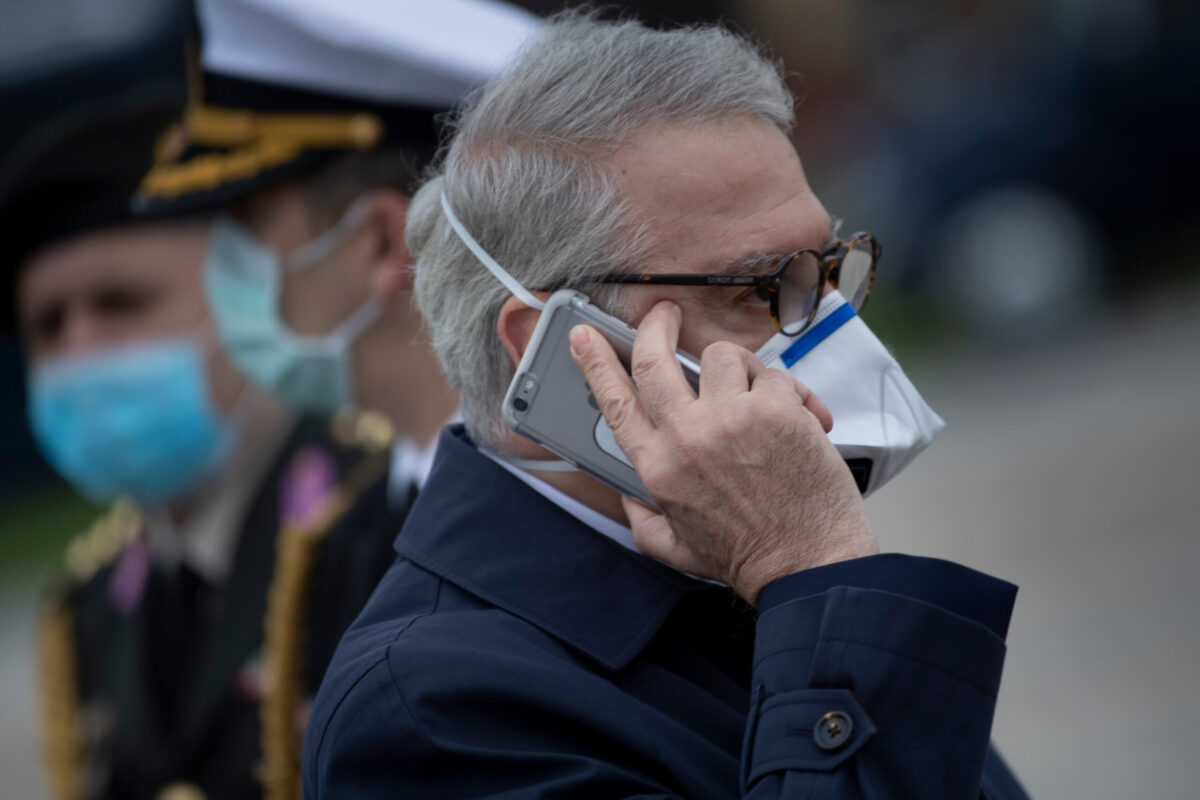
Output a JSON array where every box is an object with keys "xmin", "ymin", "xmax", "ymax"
[
  {"xmin": 157, "ymin": 781, "xmax": 206, "ymax": 800},
  {"xmin": 355, "ymin": 410, "xmax": 394, "ymax": 452},
  {"xmin": 347, "ymin": 112, "xmax": 383, "ymax": 148}
]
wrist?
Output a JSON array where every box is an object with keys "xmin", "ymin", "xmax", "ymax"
[{"xmin": 734, "ymin": 530, "xmax": 878, "ymax": 607}]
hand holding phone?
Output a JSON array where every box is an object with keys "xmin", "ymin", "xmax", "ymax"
[
  {"xmin": 567, "ymin": 300, "xmax": 876, "ymax": 605},
  {"xmin": 502, "ymin": 289, "xmax": 699, "ymax": 506}
]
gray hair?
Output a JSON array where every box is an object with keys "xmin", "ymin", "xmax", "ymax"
[{"xmin": 407, "ymin": 11, "xmax": 794, "ymax": 449}]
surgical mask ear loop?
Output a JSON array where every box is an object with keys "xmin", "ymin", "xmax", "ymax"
[
  {"xmin": 273, "ymin": 194, "xmax": 385, "ymax": 350},
  {"xmin": 325, "ymin": 294, "xmax": 383, "ymax": 346},
  {"xmin": 283, "ymin": 195, "xmax": 374, "ymax": 273},
  {"xmin": 193, "ymin": 316, "xmax": 261, "ymax": 433},
  {"xmin": 440, "ymin": 192, "xmax": 545, "ymax": 311}
]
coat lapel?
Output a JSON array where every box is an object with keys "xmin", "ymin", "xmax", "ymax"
[
  {"xmin": 172, "ymin": 419, "xmax": 310, "ymax": 753},
  {"xmin": 108, "ymin": 561, "xmax": 175, "ymax": 784},
  {"xmin": 173, "ymin": 473, "xmax": 279, "ymax": 753},
  {"xmin": 170, "ymin": 415, "xmax": 383, "ymax": 760}
]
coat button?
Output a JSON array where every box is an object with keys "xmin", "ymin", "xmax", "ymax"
[{"xmin": 813, "ymin": 710, "xmax": 855, "ymax": 752}]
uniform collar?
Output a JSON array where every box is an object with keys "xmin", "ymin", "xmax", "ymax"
[
  {"xmin": 144, "ymin": 405, "xmax": 295, "ymax": 584},
  {"xmin": 396, "ymin": 426, "xmax": 704, "ymax": 670}
]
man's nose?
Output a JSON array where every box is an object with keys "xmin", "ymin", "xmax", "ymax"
[{"xmin": 58, "ymin": 308, "xmax": 111, "ymax": 356}]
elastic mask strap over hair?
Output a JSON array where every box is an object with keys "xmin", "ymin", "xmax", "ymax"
[
  {"xmin": 440, "ymin": 192, "xmax": 546, "ymax": 311},
  {"xmin": 441, "ymin": 192, "xmax": 578, "ymax": 475},
  {"xmin": 284, "ymin": 195, "xmax": 373, "ymax": 273}
]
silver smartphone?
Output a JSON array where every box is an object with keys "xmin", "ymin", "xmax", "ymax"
[{"xmin": 502, "ymin": 288, "xmax": 701, "ymax": 506}]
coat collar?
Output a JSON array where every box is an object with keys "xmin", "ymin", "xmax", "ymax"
[{"xmin": 396, "ymin": 426, "xmax": 705, "ymax": 671}]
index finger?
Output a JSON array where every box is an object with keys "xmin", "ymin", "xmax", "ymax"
[
  {"xmin": 569, "ymin": 324, "xmax": 655, "ymax": 463},
  {"xmin": 629, "ymin": 301, "xmax": 697, "ymax": 423}
]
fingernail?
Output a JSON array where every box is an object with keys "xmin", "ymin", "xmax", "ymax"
[
  {"xmin": 658, "ymin": 300, "xmax": 682, "ymax": 320},
  {"xmin": 569, "ymin": 325, "xmax": 591, "ymax": 356}
]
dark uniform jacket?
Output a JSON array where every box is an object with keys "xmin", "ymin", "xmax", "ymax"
[
  {"xmin": 39, "ymin": 413, "xmax": 412, "ymax": 800},
  {"xmin": 304, "ymin": 426, "xmax": 1030, "ymax": 799}
]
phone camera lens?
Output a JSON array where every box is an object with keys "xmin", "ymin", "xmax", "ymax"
[{"xmin": 513, "ymin": 397, "xmax": 528, "ymax": 412}]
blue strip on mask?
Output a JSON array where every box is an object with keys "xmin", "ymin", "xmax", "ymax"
[{"xmin": 779, "ymin": 302, "xmax": 857, "ymax": 368}]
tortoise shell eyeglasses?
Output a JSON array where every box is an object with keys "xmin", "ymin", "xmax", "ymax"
[{"xmin": 594, "ymin": 232, "xmax": 880, "ymax": 337}]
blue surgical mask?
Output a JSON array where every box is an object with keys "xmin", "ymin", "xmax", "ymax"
[
  {"xmin": 28, "ymin": 337, "xmax": 237, "ymax": 508},
  {"xmin": 203, "ymin": 198, "xmax": 382, "ymax": 414}
]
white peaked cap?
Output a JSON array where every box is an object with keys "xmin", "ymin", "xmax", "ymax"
[{"xmin": 199, "ymin": 0, "xmax": 543, "ymax": 107}]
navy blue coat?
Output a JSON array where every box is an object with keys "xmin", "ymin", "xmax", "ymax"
[{"xmin": 304, "ymin": 427, "xmax": 1029, "ymax": 799}]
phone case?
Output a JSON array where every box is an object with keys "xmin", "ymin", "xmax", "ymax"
[{"xmin": 502, "ymin": 289, "xmax": 699, "ymax": 506}]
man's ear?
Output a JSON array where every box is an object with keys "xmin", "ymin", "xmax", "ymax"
[
  {"xmin": 497, "ymin": 293, "xmax": 550, "ymax": 368},
  {"xmin": 360, "ymin": 189, "xmax": 412, "ymax": 299}
]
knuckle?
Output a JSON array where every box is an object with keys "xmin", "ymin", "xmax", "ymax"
[
  {"xmin": 708, "ymin": 410, "xmax": 749, "ymax": 439},
  {"xmin": 757, "ymin": 367, "xmax": 790, "ymax": 388},
  {"xmin": 765, "ymin": 389, "xmax": 801, "ymax": 419},
  {"xmin": 760, "ymin": 370, "xmax": 803, "ymax": 400},
  {"xmin": 701, "ymin": 340, "xmax": 743, "ymax": 367},
  {"xmin": 573, "ymin": 344, "xmax": 604, "ymax": 375},
  {"xmin": 596, "ymin": 387, "xmax": 635, "ymax": 429},
  {"xmin": 629, "ymin": 350, "xmax": 666, "ymax": 384},
  {"xmin": 788, "ymin": 375, "xmax": 813, "ymax": 395},
  {"xmin": 745, "ymin": 391, "xmax": 797, "ymax": 431},
  {"xmin": 638, "ymin": 457, "xmax": 674, "ymax": 496}
]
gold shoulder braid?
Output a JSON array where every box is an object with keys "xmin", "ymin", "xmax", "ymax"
[
  {"xmin": 64, "ymin": 500, "xmax": 142, "ymax": 583},
  {"xmin": 260, "ymin": 411, "xmax": 393, "ymax": 800},
  {"xmin": 39, "ymin": 501, "xmax": 142, "ymax": 800},
  {"xmin": 39, "ymin": 595, "xmax": 84, "ymax": 800}
]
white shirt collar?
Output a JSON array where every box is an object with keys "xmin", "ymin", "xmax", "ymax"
[
  {"xmin": 479, "ymin": 448, "xmax": 638, "ymax": 554},
  {"xmin": 145, "ymin": 407, "xmax": 296, "ymax": 584},
  {"xmin": 479, "ymin": 446, "xmax": 724, "ymax": 588},
  {"xmin": 387, "ymin": 410, "xmax": 463, "ymax": 504}
]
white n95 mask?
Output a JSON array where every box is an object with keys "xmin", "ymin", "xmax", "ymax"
[
  {"xmin": 756, "ymin": 291, "xmax": 945, "ymax": 496},
  {"xmin": 203, "ymin": 198, "xmax": 381, "ymax": 414},
  {"xmin": 440, "ymin": 192, "xmax": 943, "ymax": 490}
]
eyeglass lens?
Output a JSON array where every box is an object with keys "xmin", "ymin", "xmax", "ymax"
[
  {"xmin": 778, "ymin": 251, "xmax": 822, "ymax": 335},
  {"xmin": 777, "ymin": 237, "xmax": 874, "ymax": 335},
  {"xmin": 838, "ymin": 238, "xmax": 874, "ymax": 310}
]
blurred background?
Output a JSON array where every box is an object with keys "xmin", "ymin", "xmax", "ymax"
[{"xmin": 1, "ymin": 0, "xmax": 1197, "ymax": 797}]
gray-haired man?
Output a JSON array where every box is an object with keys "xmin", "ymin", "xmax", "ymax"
[{"xmin": 305, "ymin": 14, "xmax": 1028, "ymax": 799}]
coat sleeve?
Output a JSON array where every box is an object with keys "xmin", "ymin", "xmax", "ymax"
[
  {"xmin": 305, "ymin": 556, "xmax": 1024, "ymax": 800},
  {"xmin": 743, "ymin": 554, "xmax": 1019, "ymax": 799}
]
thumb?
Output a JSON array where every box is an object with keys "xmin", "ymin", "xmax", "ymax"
[{"xmin": 621, "ymin": 496, "xmax": 712, "ymax": 580}]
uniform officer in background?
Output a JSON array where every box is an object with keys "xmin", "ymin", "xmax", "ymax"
[
  {"xmin": 3, "ymin": 2, "xmax": 539, "ymax": 799},
  {"xmin": 131, "ymin": 4, "xmax": 538, "ymax": 793},
  {"xmin": 135, "ymin": 0, "xmax": 540, "ymax": 485},
  {"xmin": 3, "ymin": 83, "xmax": 301, "ymax": 800}
]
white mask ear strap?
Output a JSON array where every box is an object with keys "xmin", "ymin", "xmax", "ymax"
[
  {"xmin": 501, "ymin": 456, "xmax": 581, "ymax": 472},
  {"xmin": 284, "ymin": 195, "xmax": 373, "ymax": 273},
  {"xmin": 329, "ymin": 294, "xmax": 384, "ymax": 344},
  {"xmin": 440, "ymin": 192, "xmax": 545, "ymax": 311}
]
